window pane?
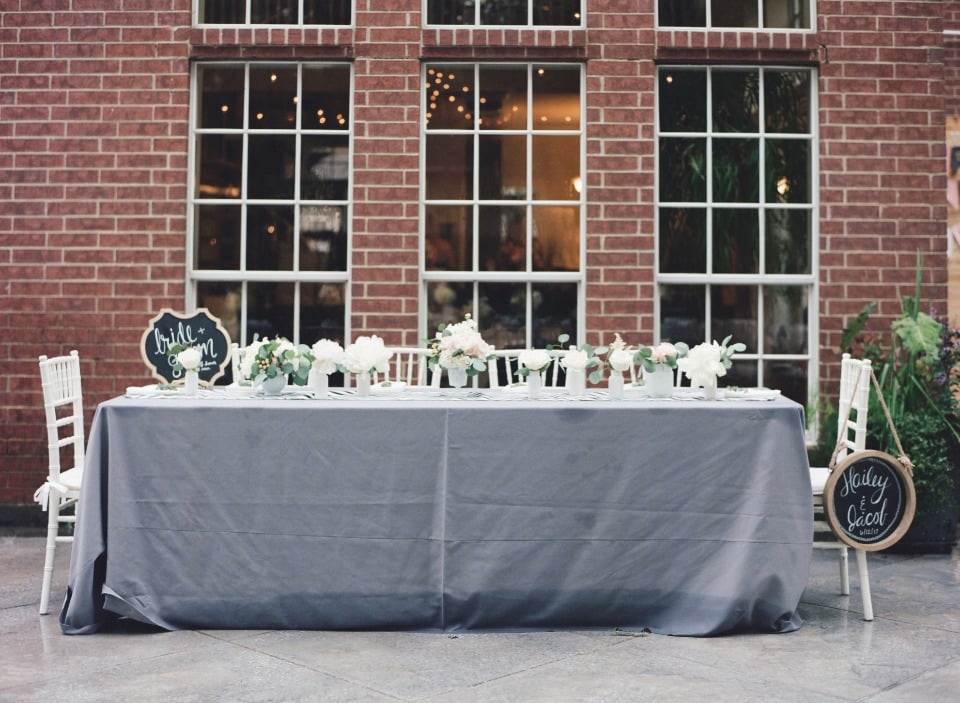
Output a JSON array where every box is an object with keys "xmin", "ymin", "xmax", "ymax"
[
  {"xmin": 660, "ymin": 284, "xmax": 705, "ymax": 346},
  {"xmin": 534, "ymin": 0, "xmax": 581, "ymax": 26},
  {"xmin": 712, "ymin": 69, "xmax": 759, "ymax": 133},
  {"xmin": 479, "ymin": 282, "xmax": 527, "ymax": 348},
  {"xmin": 532, "ymin": 135, "xmax": 579, "ymax": 200},
  {"xmin": 726, "ymin": 359, "xmax": 758, "ymax": 389},
  {"xmin": 660, "ymin": 138, "xmax": 706, "ymax": 202},
  {"xmin": 197, "ymin": 66, "xmax": 244, "ymax": 129},
  {"xmin": 248, "ymin": 281, "xmax": 294, "ymax": 340},
  {"xmin": 426, "ymin": 0, "xmax": 474, "ymax": 24},
  {"xmin": 765, "ymin": 209, "xmax": 810, "ymax": 274},
  {"xmin": 712, "ymin": 1, "xmax": 758, "ymax": 27},
  {"xmin": 713, "ymin": 138, "xmax": 759, "ymax": 203},
  {"xmin": 246, "ymin": 204, "xmax": 295, "ymax": 271},
  {"xmin": 532, "ymin": 206, "xmax": 579, "ymax": 271},
  {"xmin": 303, "ymin": 0, "xmax": 351, "ymax": 24},
  {"xmin": 300, "ymin": 205, "xmax": 347, "ymax": 271},
  {"xmin": 425, "ymin": 134, "xmax": 473, "ymax": 199},
  {"xmin": 764, "ymin": 286, "xmax": 808, "ymax": 354},
  {"xmin": 302, "ymin": 66, "xmax": 351, "ymax": 130},
  {"xmin": 480, "ymin": 205, "xmax": 526, "ymax": 271},
  {"xmin": 427, "ymin": 281, "xmax": 472, "ymax": 334},
  {"xmin": 195, "ymin": 205, "xmax": 241, "ymax": 270},
  {"xmin": 200, "ymin": 0, "xmax": 245, "ymax": 24},
  {"xmin": 249, "ymin": 67, "xmax": 298, "ymax": 129},
  {"xmin": 301, "ymin": 136, "xmax": 349, "ymax": 200},
  {"xmin": 480, "ymin": 67, "xmax": 527, "ymax": 130},
  {"xmin": 480, "ymin": 0, "xmax": 527, "ymax": 25},
  {"xmin": 659, "ymin": 69, "xmax": 706, "ymax": 132},
  {"xmin": 197, "ymin": 282, "xmax": 242, "ymax": 350},
  {"xmin": 764, "ymin": 0, "xmax": 810, "ymax": 29},
  {"xmin": 301, "ymin": 281, "xmax": 347, "ymax": 345},
  {"xmin": 711, "ymin": 285, "xmax": 757, "ymax": 353},
  {"xmin": 196, "ymin": 134, "xmax": 242, "ymax": 199},
  {"xmin": 532, "ymin": 65, "xmax": 580, "ymax": 131},
  {"xmin": 765, "ymin": 70, "xmax": 810, "ymax": 133},
  {"xmin": 248, "ymin": 135, "xmax": 295, "ymax": 199},
  {"xmin": 479, "ymin": 134, "xmax": 526, "ymax": 200},
  {"xmin": 252, "ymin": 0, "xmax": 298, "ymax": 24},
  {"xmin": 425, "ymin": 66, "xmax": 475, "ymax": 130},
  {"xmin": 532, "ymin": 283, "xmax": 577, "ymax": 347},
  {"xmin": 658, "ymin": 0, "xmax": 705, "ymax": 26},
  {"xmin": 659, "ymin": 207, "xmax": 705, "ymax": 273},
  {"xmin": 766, "ymin": 139, "xmax": 810, "ymax": 204},
  {"xmin": 713, "ymin": 208, "xmax": 759, "ymax": 274},
  {"xmin": 764, "ymin": 360, "xmax": 808, "ymax": 407},
  {"xmin": 426, "ymin": 205, "xmax": 472, "ymax": 270}
]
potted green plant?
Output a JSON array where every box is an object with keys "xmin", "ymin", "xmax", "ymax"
[{"xmin": 839, "ymin": 259, "xmax": 960, "ymax": 553}]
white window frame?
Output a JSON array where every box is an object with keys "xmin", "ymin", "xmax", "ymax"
[
  {"xmin": 656, "ymin": 0, "xmax": 815, "ymax": 31},
  {"xmin": 193, "ymin": 0, "xmax": 354, "ymax": 26},
  {"xmin": 419, "ymin": 62, "xmax": 586, "ymax": 348},
  {"xmin": 186, "ymin": 60, "xmax": 353, "ymax": 347},
  {"xmin": 422, "ymin": 0, "xmax": 584, "ymax": 28},
  {"xmin": 654, "ymin": 65, "xmax": 819, "ymax": 406}
]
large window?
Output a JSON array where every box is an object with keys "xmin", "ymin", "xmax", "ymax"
[
  {"xmin": 197, "ymin": 0, "xmax": 351, "ymax": 24},
  {"xmin": 422, "ymin": 63, "xmax": 583, "ymax": 357},
  {"xmin": 425, "ymin": 1, "xmax": 581, "ymax": 26},
  {"xmin": 658, "ymin": 0, "xmax": 811, "ymax": 29},
  {"xmin": 189, "ymin": 62, "xmax": 350, "ymax": 364},
  {"xmin": 656, "ymin": 66, "xmax": 816, "ymax": 405}
]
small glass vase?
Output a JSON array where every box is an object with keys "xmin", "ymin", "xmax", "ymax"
[
  {"xmin": 184, "ymin": 369, "xmax": 199, "ymax": 397},
  {"xmin": 447, "ymin": 366, "xmax": 468, "ymax": 388},
  {"xmin": 565, "ymin": 369, "xmax": 585, "ymax": 396},
  {"xmin": 608, "ymin": 372, "xmax": 624, "ymax": 400},
  {"xmin": 702, "ymin": 378, "xmax": 718, "ymax": 400},
  {"xmin": 260, "ymin": 373, "xmax": 288, "ymax": 396},
  {"xmin": 645, "ymin": 365, "xmax": 674, "ymax": 398},
  {"xmin": 310, "ymin": 369, "xmax": 329, "ymax": 397},
  {"xmin": 527, "ymin": 369, "xmax": 542, "ymax": 399},
  {"xmin": 355, "ymin": 373, "xmax": 371, "ymax": 397}
]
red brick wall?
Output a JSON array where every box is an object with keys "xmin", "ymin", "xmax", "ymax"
[{"xmin": 0, "ymin": 1, "xmax": 950, "ymax": 508}]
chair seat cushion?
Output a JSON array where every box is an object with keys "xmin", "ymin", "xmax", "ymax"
[
  {"xmin": 58, "ymin": 467, "xmax": 83, "ymax": 492},
  {"xmin": 810, "ymin": 466, "xmax": 830, "ymax": 495}
]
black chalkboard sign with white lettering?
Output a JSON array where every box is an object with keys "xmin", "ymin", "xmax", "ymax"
[
  {"xmin": 140, "ymin": 308, "xmax": 232, "ymax": 385},
  {"xmin": 824, "ymin": 450, "xmax": 916, "ymax": 551}
]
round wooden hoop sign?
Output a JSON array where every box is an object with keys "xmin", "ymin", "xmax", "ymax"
[{"xmin": 823, "ymin": 450, "xmax": 916, "ymax": 551}]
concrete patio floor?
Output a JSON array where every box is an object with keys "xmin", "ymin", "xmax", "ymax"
[{"xmin": 1, "ymin": 532, "xmax": 958, "ymax": 702}]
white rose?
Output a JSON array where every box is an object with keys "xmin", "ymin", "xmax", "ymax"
[
  {"xmin": 311, "ymin": 338, "xmax": 344, "ymax": 375},
  {"xmin": 177, "ymin": 347, "xmax": 202, "ymax": 371},
  {"xmin": 677, "ymin": 341, "xmax": 726, "ymax": 387},
  {"xmin": 518, "ymin": 349, "xmax": 552, "ymax": 372},
  {"xmin": 560, "ymin": 347, "xmax": 589, "ymax": 372},
  {"xmin": 607, "ymin": 348, "xmax": 632, "ymax": 373},
  {"xmin": 240, "ymin": 339, "xmax": 266, "ymax": 380},
  {"xmin": 342, "ymin": 335, "xmax": 393, "ymax": 374}
]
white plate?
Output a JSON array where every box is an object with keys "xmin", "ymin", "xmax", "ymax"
[
  {"xmin": 125, "ymin": 384, "xmax": 181, "ymax": 396},
  {"xmin": 371, "ymin": 381, "xmax": 408, "ymax": 394},
  {"xmin": 723, "ymin": 387, "xmax": 781, "ymax": 401}
]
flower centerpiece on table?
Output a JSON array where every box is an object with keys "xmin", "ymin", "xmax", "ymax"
[
  {"xmin": 427, "ymin": 313, "xmax": 495, "ymax": 380},
  {"xmin": 339, "ymin": 335, "xmax": 393, "ymax": 378},
  {"xmin": 557, "ymin": 333, "xmax": 605, "ymax": 386},
  {"xmin": 311, "ymin": 338, "xmax": 345, "ymax": 376},
  {"xmin": 168, "ymin": 344, "xmax": 204, "ymax": 394},
  {"xmin": 634, "ymin": 341, "xmax": 688, "ymax": 374},
  {"xmin": 241, "ymin": 336, "xmax": 315, "ymax": 386},
  {"xmin": 605, "ymin": 334, "xmax": 634, "ymax": 377},
  {"xmin": 676, "ymin": 335, "xmax": 745, "ymax": 395},
  {"xmin": 516, "ymin": 348, "xmax": 553, "ymax": 378}
]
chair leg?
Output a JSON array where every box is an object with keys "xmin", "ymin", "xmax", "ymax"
[
  {"xmin": 838, "ymin": 545, "xmax": 850, "ymax": 595},
  {"xmin": 854, "ymin": 549, "xmax": 873, "ymax": 621},
  {"xmin": 39, "ymin": 496, "xmax": 59, "ymax": 616}
]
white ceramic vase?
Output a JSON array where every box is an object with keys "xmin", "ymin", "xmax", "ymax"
[
  {"xmin": 447, "ymin": 366, "xmax": 468, "ymax": 388},
  {"xmin": 184, "ymin": 369, "xmax": 199, "ymax": 396},
  {"xmin": 527, "ymin": 370, "xmax": 542, "ymax": 399},
  {"xmin": 702, "ymin": 378, "xmax": 718, "ymax": 400},
  {"xmin": 260, "ymin": 373, "xmax": 288, "ymax": 396},
  {"xmin": 310, "ymin": 368, "xmax": 329, "ymax": 396},
  {"xmin": 565, "ymin": 369, "xmax": 586, "ymax": 396},
  {"xmin": 355, "ymin": 373, "xmax": 371, "ymax": 396},
  {"xmin": 608, "ymin": 372, "xmax": 624, "ymax": 400},
  {"xmin": 645, "ymin": 365, "xmax": 674, "ymax": 398}
]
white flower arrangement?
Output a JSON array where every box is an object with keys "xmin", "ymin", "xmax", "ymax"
[
  {"xmin": 311, "ymin": 338, "xmax": 345, "ymax": 375},
  {"xmin": 240, "ymin": 336, "xmax": 315, "ymax": 386},
  {"xmin": 175, "ymin": 346, "xmax": 202, "ymax": 372},
  {"xmin": 676, "ymin": 335, "xmax": 745, "ymax": 388},
  {"xmin": 603, "ymin": 333, "xmax": 634, "ymax": 374},
  {"xmin": 339, "ymin": 335, "xmax": 393, "ymax": 376},
  {"xmin": 560, "ymin": 342, "xmax": 605, "ymax": 383},
  {"xmin": 634, "ymin": 341, "xmax": 688, "ymax": 373},
  {"xmin": 428, "ymin": 313, "xmax": 495, "ymax": 377},
  {"xmin": 517, "ymin": 349, "xmax": 553, "ymax": 376}
]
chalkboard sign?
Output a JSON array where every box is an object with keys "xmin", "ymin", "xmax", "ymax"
[
  {"xmin": 824, "ymin": 450, "xmax": 916, "ymax": 551},
  {"xmin": 140, "ymin": 308, "xmax": 232, "ymax": 385}
]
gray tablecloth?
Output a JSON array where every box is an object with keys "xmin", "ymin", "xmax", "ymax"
[{"xmin": 60, "ymin": 391, "xmax": 813, "ymax": 635}]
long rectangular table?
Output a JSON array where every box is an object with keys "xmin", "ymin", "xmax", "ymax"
[{"xmin": 60, "ymin": 387, "xmax": 813, "ymax": 636}]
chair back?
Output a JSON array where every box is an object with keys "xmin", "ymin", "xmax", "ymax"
[
  {"xmin": 488, "ymin": 349, "xmax": 565, "ymax": 388},
  {"xmin": 376, "ymin": 347, "xmax": 440, "ymax": 387},
  {"xmin": 835, "ymin": 353, "xmax": 872, "ymax": 462},
  {"xmin": 38, "ymin": 350, "xmax": 85, "ymax": 482}
]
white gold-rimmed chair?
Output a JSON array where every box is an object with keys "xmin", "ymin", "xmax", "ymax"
[
  {"xmin": 33, "ymin": 350, "xmax": 85, "ymax": 615},
  {"xmin": 811, "ymin": 353, "xmax": 874, "ymax": 621}
]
